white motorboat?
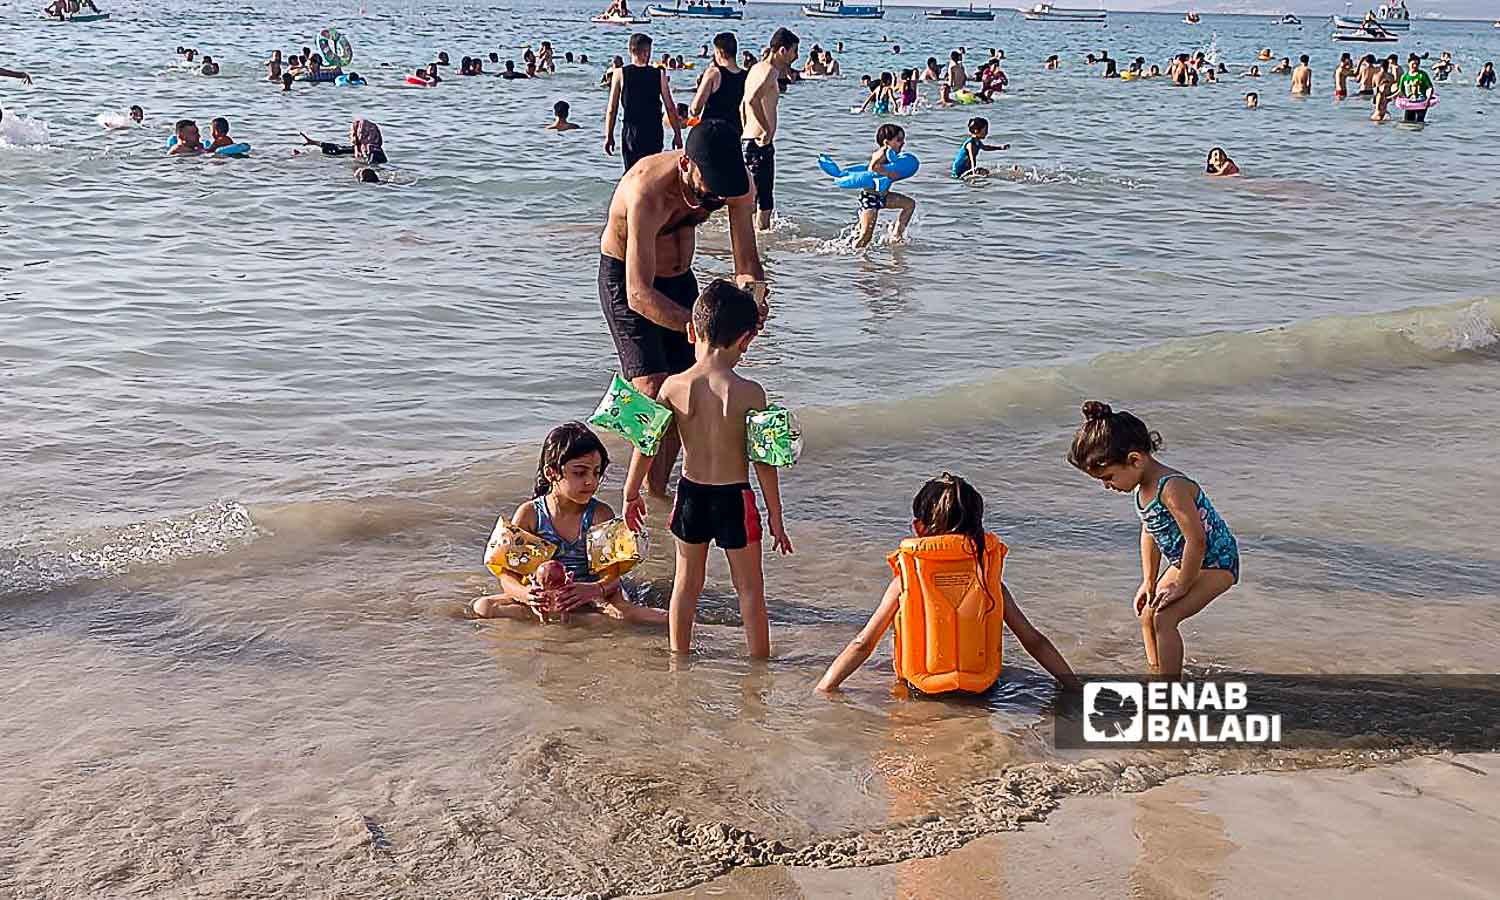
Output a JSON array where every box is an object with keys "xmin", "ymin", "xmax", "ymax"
[{"xmin": 1021, "ymin": 3, "xmax": 1107, "ymax": 22}]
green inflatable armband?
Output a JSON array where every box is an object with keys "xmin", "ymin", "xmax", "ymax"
[
  {"xmin": 746, "ymin": 405, "xmax": 802, "ymax": 468},
  {"xmin": 588, "ymin": 373, "xmax": 674, "ymax": 456}
]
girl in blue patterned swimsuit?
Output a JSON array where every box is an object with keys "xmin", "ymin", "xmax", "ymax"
[
  {"xmin": 1068, "ymin": 402, "xmax": 1240, "ymax": 678},
  {"xmin": 471, "ymin": 423, "xmax": 666, "ymax": 627}
]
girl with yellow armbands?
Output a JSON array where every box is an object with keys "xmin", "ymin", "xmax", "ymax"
[{"xmin": 816, "ymin": 474, "xmax": 1081, "ymax": 696}]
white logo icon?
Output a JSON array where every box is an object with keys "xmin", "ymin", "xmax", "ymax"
[{"xmin": 1083, "ymin": 682, "xmax": 1144, "ymax": 742}]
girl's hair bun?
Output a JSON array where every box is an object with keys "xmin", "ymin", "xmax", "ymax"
[{"xmin": 1081, "ymin": 400, "xmax": 1114, "ymax": 422}]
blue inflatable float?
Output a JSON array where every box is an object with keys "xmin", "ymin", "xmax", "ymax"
[
  {"xmin": 335, "ymin": 73, "xmax": 366, "ymax": 86},
  {"xmin": 818, "ymin": 150, "xmax": 920, "ymax": 192}
]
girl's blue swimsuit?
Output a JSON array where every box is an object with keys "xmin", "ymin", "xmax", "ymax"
[
  {"xmin": 1135, "ymin": 474, "xmax": 1240, "ymax": 583},
  {"xmin": 532, "ymin": 495, "xmax": 600, "ymax": 582}
]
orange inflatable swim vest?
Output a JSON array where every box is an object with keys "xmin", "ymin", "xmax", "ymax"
[{"xmin": 888, "ymin": 533, "xmax": 1007, "ymax": 694}]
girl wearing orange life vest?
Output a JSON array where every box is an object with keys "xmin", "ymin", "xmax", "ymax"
[{"xmin": 815, "ymin": 474, "xmax": 1081, "ymax": 695}]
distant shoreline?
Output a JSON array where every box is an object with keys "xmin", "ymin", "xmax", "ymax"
[{"xmin": 747, "ymin": 1, "xmax": 1497, "ymax": 25}]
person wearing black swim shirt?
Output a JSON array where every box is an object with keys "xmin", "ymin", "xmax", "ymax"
[
  {"xmin": 605, "ymin": 33, "xmax": 684, "ymax": 173},
  {"xmin": 688, "ymin": 32, "xmax": 746, "ymax": 131},
  {"xmin": 597, "ymin": 119, "xmax": 766, "ymax": 495}
]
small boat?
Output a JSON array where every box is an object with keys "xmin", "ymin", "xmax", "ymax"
[
  {"xmin": 1021, "ymin": 3, "xmax": 1107, "ymax": 22},
  {"xmin": 1274, "ymin": 13, "xmax": 1302, "ymax": 25},
  {"xmin": 1183, "ymin": 11, "xmax": 1201, "ymax": 24},
  {"xmin": 926, "ymin": 5, "xmax": 995, "ymax": 20},
  {"xmin": 1332, "ymin": 3, "xmax": 1411, "ymax": 32},
  {"xmin": 802, "ymin": 0, "xmax": 884, "ymax": 18},
  {"xmin": 590, "ymin": 13, "xmax": 651, "ymax": 24},
  {"xmin": 45, "ymin": 11, "xmax": 110, "ymax": 21},
  {"xmin": 644, "ymin": 2, "xmax": 743, "ymax": 19}
]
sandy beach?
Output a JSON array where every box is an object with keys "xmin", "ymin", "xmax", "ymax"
[{"xmin": 643, "ymin": 752, "xmax": 1500, "ymax": 899}]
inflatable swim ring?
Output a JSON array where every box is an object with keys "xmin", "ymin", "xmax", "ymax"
[
  {"xmin": 406, "ymin": 74, "xmax": 435, "ymax": 86},
  {"xmin": 1121, "ymin": 70, "xmax": 1139, "ymax": 81},
  {"xmin": 1395, "ymin": 94, "xmax": 1439, "ymax": 111},
  {"xmin": 890, "ymin": 533, "xmax": 1008, "ymax": 695},
  {"xmin": 954, "ymin": 89, "xmax": 980, "ymax": 105},
  {"xmin": 318, "ymin": 28, "xmax": 353, "ymax": 67},
  {"xmin": 296, "ymin": 69, "xmax": 340, "ymax": 83},
  {"xmin": 335, "ymin": 74, "xmax": 366, "ymax": 86},
  {"xmin": 166, "ymin": 136, "xmax": 251, "ymax": 157},
  {"xmin": 817, "ymin": 150, "xmax": 920, "ymax": 192}
]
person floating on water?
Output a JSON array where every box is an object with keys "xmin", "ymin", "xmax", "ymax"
[
  {"xmin": 621, "ymin": 281, "xmax": 792, "ymax": 658},
  {"xmin": 604, "ymin": 33, "xmax": 683, "ymax": 173},
  {"xmin": 200, "ymin": 55, "xmax": 220, "ymax": 76},
  {"xmin": 1068, "ymin": 402, "xmax": 1241, "ymax": 679},
  {"xmin": 472, "ymin": 423, "xmax": 668, "ymax": 626},
  {"xmin": 1479, "ymin": 62, "xmax": 1496, "ymax": 90},
  {"xmin": 298, "ymin": 118, "xmax": 387, "ymax": 165},
  {"xmin": 1244, "ymin": 91, "xmax": 1258, "ymax": 109},
  {"xmin": 816, "ymin": 473, "xmax": 1081, "ymax": 695},
  {"xmin": 854, "ymin": 123, "xmax": 917, "ymax": 250},
  {"xmin": 205, "ymin": 116, "xmax": 235, "ymax": 152},
  {"xmin": 1205, "ymin": 146, "xmax": 1239, "ymax": 176},
  {"xmin": 546, "ymin": 100, "xmax": 579, "ymax": 131},
  {"xmin": 951, "ymin": 116, "xmax": 1008, "ymax": 180}
]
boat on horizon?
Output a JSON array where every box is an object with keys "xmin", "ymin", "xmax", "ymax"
[
  {"xmin": 926, "ymin": 4, "xmax": 996, "ymax": 21},
  {"xmin": 1021, "ymin": 3, "xmax": 1107, "ymax": 23},
  {"xmin": 644, "ymin": 1, "xmax": 743, "ymax": 19},
  {"xmin": 1274, "ymin": 13, "xmax": 1302, "ymax": 25},
  {"xmin": 590, "ymin": 13, "xmax": 652, "ymax": 24},
  {"xmin": 802, "ymin": 0, "xmax": 885, "ymax": 18},
  {"xmin": 1184, "ymin": 11, "xmax": 1201, "ymax": 24}
]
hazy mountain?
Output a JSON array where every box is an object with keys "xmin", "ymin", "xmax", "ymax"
[{"xmin": 1134, "ymin": 0, "xmax": 1494, "ymax": 15}]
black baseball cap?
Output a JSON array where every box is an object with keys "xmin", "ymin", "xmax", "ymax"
[{"xmin": 684, "ymin": 119, "xmax": 750, "ymax": 199}]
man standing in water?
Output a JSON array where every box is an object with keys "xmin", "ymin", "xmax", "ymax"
[
  {"xmin": 1291, "ymin": 54, "xmax": 1312, "ymax": 96},
  {"xmin": 741, "ymin": 28, "xmax": 800, "ymax": 231},
  {"xmin": 605, "ymin": 33, "xmax": 684, "ymax": 173},
  {"xmin": 687, "ymin": 31, "xmax": 746, "ymax": 130},
  {"xmin": 598, "ymin": 119, "xmax": 767, "ymax": 495}
]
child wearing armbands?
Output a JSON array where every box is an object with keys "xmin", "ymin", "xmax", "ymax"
[
  {"xmin": 471, "ymin": 423, "xmax": 666, "ymax": 626},
  {"xmin": 1067, "ymin": 402, "xmax": 1240, "ymax": 679},
  {"xmin": 621, "ymin": 280, "xmax": 794, "ymax": 659},
  {"xmin": 817, "ymin": 474, "xmax": 1079, "ymax": 695}
]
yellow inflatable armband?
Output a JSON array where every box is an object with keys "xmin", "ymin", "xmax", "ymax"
[
  {"xmin": 588, "ymin": 517, "xmax": 647, "ymax": 578},
  {"xmin": 483, "ymin": 517, "xmax": 557, "ymax": 580}
]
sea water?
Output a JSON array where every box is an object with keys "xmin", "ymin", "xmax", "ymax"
[{"xmin": 3, "ymin": 0, "xmax": 1500, "ymax": 895}]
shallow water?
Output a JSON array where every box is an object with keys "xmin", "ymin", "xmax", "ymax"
[{"xmin": 3, "ymin": 1, "xmax": 1500, "ymax": 896}]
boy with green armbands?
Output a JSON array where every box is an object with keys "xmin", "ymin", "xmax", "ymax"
[
  {"xmin": 622, "ymin": 280, "xmax": 793, "ymax": 659},
  {"xmin": 589, "ymin": 373, "xmax": 675, "ymax": 456}
]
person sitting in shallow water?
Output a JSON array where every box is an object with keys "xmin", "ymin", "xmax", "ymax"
[
  {"xmin": 299, "ymin": 118, "xmax": 387, "ymax": 165},
  {"xmin": 1206, "ymin": 147, "xmax": 1240, "ymax": 176}
]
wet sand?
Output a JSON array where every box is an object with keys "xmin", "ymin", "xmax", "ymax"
[{"xmin": 643, "ymin": 752, "xmax": 1500, "ymax": 899}]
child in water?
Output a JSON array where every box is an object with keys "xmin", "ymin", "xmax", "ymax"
[
  {"xmin": 1205, "ymin": 147, "xmax": 1239, "ymax": 176},
  {"xmin": 472, "ymin": 423, "xmax": 667, "ymax": 625},
  {"xmin": 622, "ymin": 281, "xmax": 792, "ymax": 659},
  {"xmin": 204, "ymin": 117, "xmax": 235, "ymax": 151},
  {"xmin": 1068, "ymin": 402, "xmax": 1240, "ymax": 679},
  {"xmin": 951, "ymin": 116, "xmax": 1008, "ymax": 179},
  {"xmin": 547, "ymin": 100, "xmax": 580, "ymax": 131},
  {"xmin": 854, "ymin": 123, "xmax": 917, "ymax": 249},
  {"xmin": 816, "ymin": 473, "xmax": 1080, "ymax": 694}
]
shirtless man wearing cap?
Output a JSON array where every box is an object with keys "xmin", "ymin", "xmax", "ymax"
[
  {"xmin": 741, "ymin": 28, "xmax": 800, "ymax": 232},
  {"xmin": 599, "ymin": 117, "xmax": 768, "ymax": 495}
]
